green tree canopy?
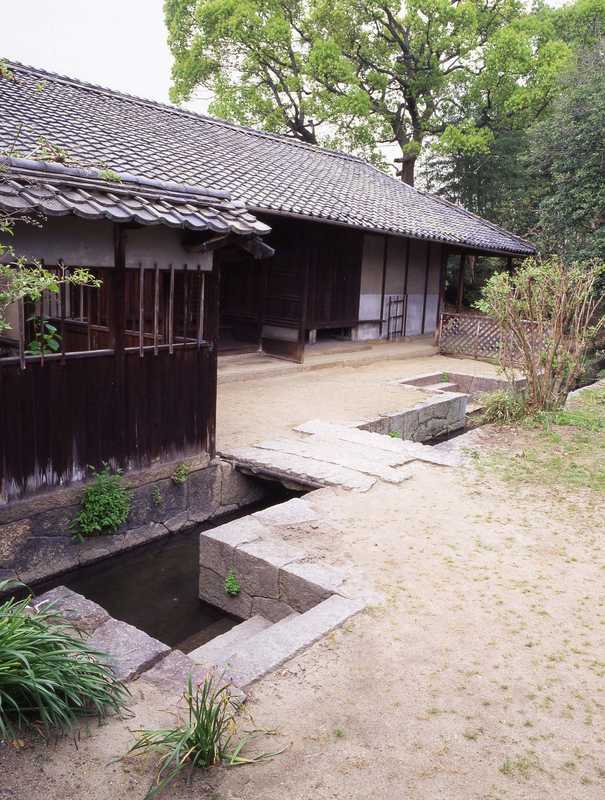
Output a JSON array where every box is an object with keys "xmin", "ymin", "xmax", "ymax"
[{"xmin": 165, "ymin": 0, "xmax": 570, "ymax": 184}]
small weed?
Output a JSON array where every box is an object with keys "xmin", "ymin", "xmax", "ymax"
[
  {"xmin": 126, "ymin": 675, "xmax": 283, "ymax": 799},
  {"xmin": 334, "ymin": 728, "xmax": 345, "ymax": 738},
  {"xmin": 71, "ymin": 466, "xmax": 130, "ymax": 540},
  {"xmin": 388, "ymin": 430, "xmax": 402, "ymax": 439},
  {"xmin": 499, "ymin": 751, "xmax": 541, "ymax": 779},
  {"xmin": 172, "ymin": 463, "xmax": 190, "ymax": 485},
  {"xmin": 442, "ymin": 372, "xmax": 450, "ymax": 382},
  {"xmin": 224, "ymin": 570, "xmax": 241, "ymax": 597},
  {"xmin": 151, "ymin": 487, "xmax": 163, "ymax": 507},
  {"xmin": 98, "ymin": 167, "xmax": 123, "ymax": 183}
]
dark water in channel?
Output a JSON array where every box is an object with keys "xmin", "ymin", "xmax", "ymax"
[{"xmin": 31, "ymin": 485, "xmax": 297, "ymax": 653}]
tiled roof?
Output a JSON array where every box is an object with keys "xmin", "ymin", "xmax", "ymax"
[
  {"xmin": 0, "ymin": 157, "xmax": 270, "ymax": 236},
  {"xmin": 0, "ymin": 61, "xmax": 535, "ymax": 256}
]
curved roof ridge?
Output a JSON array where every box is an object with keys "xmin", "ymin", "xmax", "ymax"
[{"xmin": 5, "ymin": 59, "xmax": 368, "ymax": 167}]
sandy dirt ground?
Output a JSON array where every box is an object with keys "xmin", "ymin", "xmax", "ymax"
[
  {"xmin": 216, "ymin": 354, "xmax": 501, "ymax": 450},
  {"xmin": 3, "ymin": 358, "xmax": 602, "ymax": 800}
]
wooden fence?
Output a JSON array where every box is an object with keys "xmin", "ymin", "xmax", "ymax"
[{"xmin": 438, "ymin": 313, "xmax": 502, "ymax": 359}]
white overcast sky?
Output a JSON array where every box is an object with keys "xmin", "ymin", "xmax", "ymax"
[
  {"xmin": 2, "ymin": 0, "xmax": 211, "ymax": 113},
  {"xmin": 3, "ymin": 0, "xmax": 567, "ymax": 116}
]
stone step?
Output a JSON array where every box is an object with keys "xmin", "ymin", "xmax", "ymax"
[
  {"xmin": 220, "ymin": 595, "xmax": 365, "ymax": 688},
  {"xmin": 225, "ymin": 445, "xmax": 376, "ymax": 491},
  {"xmin": 295, "ymin": 420, "xmax": 461, "ymax": 466},
  {"xmin": 253, "ymin": 438, "xmax": 412, "ymax": 484},
  {"xmin": 189, "ymin": 614, "xmax": 273, "ymax": 666}
]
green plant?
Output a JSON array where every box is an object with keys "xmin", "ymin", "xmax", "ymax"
[
  {"xmin": 388, "ymin": 430, "xmax": 402, "ymax": 439},
  {"xmin": 151, "ymin": 486, "xmax": 164, "ymax": 507},
  {"xmin": 127, "ymin": 675, "xmax": 280, "ymax": 799},
  {"xmin": 224, "ymin": 570, "xmax": 241, "ymax": 597},
  {"xmin": 480, "ymin": 390, "xmax": 528, "ymax": 425},
  {"xmin": 25, "ymin": 317, "xmax": 61, "ymax": 355},
  {"xmin": 71, "ymin": 466, "xmax": 130, "ymax": 540},
  {"xmin": 442, "ymin": 372, "xmax": 450, "ymax": 382},
  {"xmin": 476, "ymin": 257, "xmax": 605, "ymax": 411},
  {"xmin": 0, "ymin": 580, "xmax": 128, "ymax": 739},
  {"xmin": 172, "ymin": 463, "xmax": 190, "ymax": 485},
  {"xmin": 98, "ymin": 167, "xmax": 123, "ymax": 183}
]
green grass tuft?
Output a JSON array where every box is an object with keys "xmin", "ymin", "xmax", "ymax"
[{"xmin": 0, "ymin": 580, "xmax": 128, "ymax": 740}]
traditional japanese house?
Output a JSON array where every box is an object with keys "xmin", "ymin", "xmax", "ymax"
[
  {"xmin": 0, "ymin": 157, "xmax": 270, "ymax": 505},
  {"xmin": 1, "ymin": 61, "xmax": 535, "ymax": 365}
]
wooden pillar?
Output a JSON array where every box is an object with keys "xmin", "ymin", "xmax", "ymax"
[
  {"xmin": 421, "ymin": 241, "xmax": 431, "ymax": 335},
  {"xmin": 456, "ymin": 254, "xmax": 465, "ymax": 313},
  {"xmin": 112, "ymin": 224, "xmax": 127, "ymax": 352},
  {"xmin": 435, "ymin": 245, "xmax": 448, "ymax": 344},
  {"xmin": 402, "ymin": 238, "xmax": 410, "ymax": 337},
  {"xmin": 506, "ymin": 255, "xmax": 513, "ymax": 274},
  {"xmin": 379, "ymin": 235, "xmax": 388, "ymax": 338}
]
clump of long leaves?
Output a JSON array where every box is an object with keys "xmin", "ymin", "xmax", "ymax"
[
  {"xmin": 0, "ymin": 580, "xmax": 128, "ymax": 740},
  {"xmin": 128, "ymin": 675, "xmax": 282, "ymax": 799},
  {"xmin": 480, "ymin": 389, "xmax": 528, "ymax": 424}
]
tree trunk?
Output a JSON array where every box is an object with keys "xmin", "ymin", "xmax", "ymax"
[{"xmin": 398, "ymin": 156, "xmax": 416, "ymax": 186}]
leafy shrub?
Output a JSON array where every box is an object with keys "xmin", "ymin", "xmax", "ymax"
[
  {"xmin": 476, "ymin": 257, "xmax": 605, "ymax": 411},
  {"xmin": 224, "ymin": 570, "xmax": 241, "ymax": 597},
  {"xmin": 0, "ymin": 580, "xmax": 128, "ymax": 739},
  {"xmin": 480, "ymin": 390, "xmax": 527, "ymax": 424},
  {"xmin": 127, "ymin": 675, "xmax": 279, "ymax": 799},
  {"xmin": 171, "ymin": 463, "xmax": 190, "ymax": 485},
  {"xmin": 71, "ymin": 467, "xmax": 130, "ymax": 540}
]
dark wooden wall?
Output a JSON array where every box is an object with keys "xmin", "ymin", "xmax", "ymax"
[
  {"xmin": 0, "ymin": 345, "xmax": 214, "ymax": 502},
  {"xmin": 217, "ymin": 216, "xmax": 363, "ymax": 355}
]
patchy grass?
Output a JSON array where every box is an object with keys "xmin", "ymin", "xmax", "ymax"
[{"xmin": 479, "ymin": 387, "xmax": 605, "ymax": 493}]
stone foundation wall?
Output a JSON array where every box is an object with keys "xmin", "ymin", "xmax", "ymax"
[
  {"xmin": 0, "ymin": 457, "xmax": 265, "ymax": 585},
  {"xmin": 198, "ymin": 498, "xmax": 347, "ymax": 623},
  {"xmin": 359, "ymin": 391, "xmax": 468, "ymax": 442},
  {"xmin": 400, "ymin": 371, "xmax": 526, "ymax": 397}
]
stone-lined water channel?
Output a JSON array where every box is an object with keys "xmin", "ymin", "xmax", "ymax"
[{"xmin": 30, "ymin": 486, "xmax": 297, "ymax": 653}]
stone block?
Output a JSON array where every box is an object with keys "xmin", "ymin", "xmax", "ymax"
[
  {"xmin": 0, "ymin": 518, "xmax": 32, "ymax": 565},
  {"xmin": 76, "ymin": 533, "xmax": 127, "ymax": 567},
  {"xmin": 224, "ymin": 595, "xmax": 365, "ymax": 688},
  {"xmin": 164, "ymin": 512, "xmax": 191, "ymax": 533},
  {"xmin": 219, "ymin": 461, "xmax": 265, "ymax": 508},
  {"xmin": 140, "ymin": 649, "xmax": 211, "ymax": 693},
  {"xmin": 253, "ymin": 498, "xmax": 319, "ymax": 528},
  {"xmin": 33, "ymin": 586, "xmax": 109, "ymax": 633},
  {"xmin": 17, "ymin": 537, "xmax": 79, "ymax": 583},
  {"xmin": 188, "ymin": 464, "xmax": 220, "ymax": 519},
  {"xmin": 251, "ymin": 596, "xmax": 296, "ymax": 622},
  {"xmin": 198, "ymin": 565, "xmax": 252, "ymax": 619},
  {"xmin": 234, "ymin": 539, "xmax": 300, "ymax": 600},
  {"xmin": 30, "ymin": 506, "xmax": 76, "ymax": 538},
  {"xmin": 279, "ymin": 561, "xmax": 345, "ymax": 613},
  {"xmin": 88, "ymin": 617, "xmax": 170, "ymax": 682},
  {"xmin": 124, "ymin": 522, "xmax": 169, "ymax": 549},
  {"xmin": 128, "ymin": 479, "xmax": 186, "ymax": 528},
  {"xmin": 189, "ymin": 615, "xmax": 272, "ymax": 666},
  {"xmin": 199, "ymin": 516, "xmax": 264, "ymax": 576}
]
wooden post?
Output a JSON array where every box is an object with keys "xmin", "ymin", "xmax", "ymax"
[
  {"xmin": 402, "ymin": 238, "xmax": 410, "ymax": 337},
  {"xmin": 435, "ymin": 245, "xmax": 448, "ymax": 345},
  {"xmin": 421, "ymin": 241, "xmax": 431, "ymax": 335},
  {"xmin": 456, "ymin": 254, "xmax": 465, "ymax": 313},
  {"xmin": 112, "ymin": 225, "xmax": 127, "ymax": 354},
  {"xmin": 379, "ymin": 235, "xmax": 388, "ymax": 338}
]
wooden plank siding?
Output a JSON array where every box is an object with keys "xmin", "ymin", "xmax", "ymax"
[{"xmin": 0, "ymin": 345, "xmax": 214, "ymax": 502}]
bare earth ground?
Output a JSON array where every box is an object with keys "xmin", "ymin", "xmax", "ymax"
[
  {"xmin": 2, "ymin": 360, "xmax": 603, "ymax": 800},
  {"xmin": 216, "ymin": 354, "xmax": 501, "ymax": 450}
]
